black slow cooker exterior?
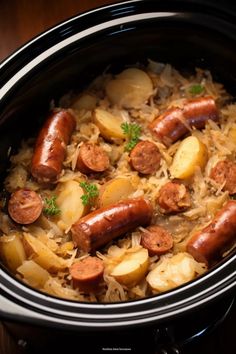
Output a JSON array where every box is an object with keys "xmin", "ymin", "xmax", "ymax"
[{"xmin": 0, "ymin": 0, "xmax": 236, "ymax": 333}]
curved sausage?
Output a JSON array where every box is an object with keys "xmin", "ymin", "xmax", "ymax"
[
  {"xmin": 76, "ymin": 142, "xmax": 109, "ymax": 174},
  {"xmin": 149, "ymin": 97, "xmax": 218, "ymax": 146},
  {"xmin": 8, "ymin": 189, "xmax": 43, "ymax": 224},
  {"xmin": 129, "ymin": 141, "xmax": 161, "ymax": 174},
  {"xmin": 210, "ymin": 160, "xmax": 236, "ymax": 195},
  {"xmin": 71, "ymin": 198, "xmax": 153, "ymax": 252},
  {"xmin": 157, "ymin": 182, "xmax": 191, "ymax": 214},
  {"xmin": 69, "ymin": 256, "xmax": 104, "ymax": 292},
  {"xmin": 187, "ymin": 200, "xmax": 236, "ymax": 266},
  {"xmin": 141, "ymin": 225, "xmax": 173, "ymax": 256},
  {"xmin": 31, "ymin": 109, "xmax": 76, "ymax": 183}
]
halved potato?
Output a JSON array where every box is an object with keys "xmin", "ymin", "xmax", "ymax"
[
  {"xmin": 170, "ymin": 136, "xmax": 208, "ymax": 179},
  {"xmin": 23, "ymin": 233, "xmax": 68, "ymax": 272},
  {"xmin": 17, "ymin": 260, "xmax": 50, "ymax": 288},
  {"xmin": 56, "ymin": 180, "xmax": 88, "ymax": 230},
  {"xmin": 105, "ymin": 68, "xmax": 153, "ymax": 108},
  {"xmin": 146, "ymin": 253, "xmax": 197, "ymax": 292},
  {"xmin": 93, "ymin": 108, "xmax": 125, "ymax": 141},
  {"xmin": 110, "ymin": 248, "xmax": 149, "ymax": 286},
  {"xmin": 98, "ymin": 178, "xmax": 135, "ymax": 208},
  {"xmin": 0, "ymin": 233, "xmax": 26, "ymax": 272}
]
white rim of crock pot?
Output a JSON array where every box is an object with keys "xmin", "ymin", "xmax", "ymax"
[{"xmin": 0, "ymin": 3, "xmax": 236, "ymax": 326}]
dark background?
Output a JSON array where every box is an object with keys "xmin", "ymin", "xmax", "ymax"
[{"xmin": 0, "ymin": 1, "xmax": 236, "ymax": 353}]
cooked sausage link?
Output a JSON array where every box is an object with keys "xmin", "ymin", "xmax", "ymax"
[
  {"xmin": 210, "ymin": 160, "xmax": 236, "ymax": 195},
  {"xmin": 141, "ymin": 225, "xmax": 173, "ymax": 256},
  {"xmin": 129, "ymin": 141, "xmax": 161, "ymax": 174},
  {"xmin": 76, "ymin": 142, "xmax": 109, "ymax": 174},
  {"xmin": 149, "ymin": 97, "xmax": 218, "ymax": 146},
  {"xmin": 8, "ymin": 189, "xmax": 43, "ymax": 224},
  {"xmin": 70, "ymin": 256, "xmax": 104, "ymax": 292},
  {"xmin": 31, "ymin": 109, "xmax": 76, "ymax": 183},
  {"xmin": 71, "ymin": 198, "xmax": 153, "ymax": 252},
  {"xmin": 187, "ymin": 200, "xmax": 236, "ymax": 266},
  {"xmin": 157, "ymin": 182, "xmax": 191, "ymax": 214}
]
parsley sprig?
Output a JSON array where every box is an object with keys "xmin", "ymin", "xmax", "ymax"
[
  {"xmin": 43, "ymin": 196, "xmax": 60, "ymax": 216},
  {"xmin": 80, "ymin": 182, "xmax": 99, "ymax": 206},
  {"xmin": 189, "ymin": 84, "xmax": 204, "ymax": 95},
  {"xmin": 121, "ymin": 122, "xmax": 141, "ymax": 152}
]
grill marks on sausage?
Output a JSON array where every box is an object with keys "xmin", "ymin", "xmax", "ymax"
[
  {"xmin": 69, "ymin": 256, "xmax": 104, "ymax": 292},
  {"xmin": 157, "ymin": 182, "xmax": 191, "ymax": 214},
  {"xmin": 210, "ymin": 160, "xmax": 236, "ymax": 195},
  {"xmin": 71, "ymin": 198, "xmax": 153, "ymax": 253},
  {"xmin": 8, "ymin": 189, "xmax": 43, "ymax": 224},
  {"xmin": 141, "ymin": 225, "xmax": 173, "ymax": 256},
  {"xmin": 149, "ymin": 97, "xmax": 219, "ymax": 146},
  {"xmin": 76, "ymin": 142, "xmax": 109, "ymax": 174},
  {"xmin": 31, "ymin": 109, "xmax": 76, "ymax": 183},
  {"xmin": 187, "ymin": 200, "xmax": 236, "ymax": 266},
  {"xmin": 129, "ymin": 141, "xmax": 161, "ymax": 174}
]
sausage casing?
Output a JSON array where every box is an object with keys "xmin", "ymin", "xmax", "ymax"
[
  {"xmin": 31, "ymin": 109, "xmax": 76, "ymax": 183},
  {"xmin": 71, "ymin": 198, "xmax": 153, "ymax": 252},
  {"xmin": 187, "ymin": 200, "xmax": 236, "ymax": 266},
  {"xmin": 149, "ymin": 97, "xmax": 218, "ymax": 146}
]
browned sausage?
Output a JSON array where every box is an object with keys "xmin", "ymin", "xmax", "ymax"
[
  {"xmin": 141, "ymin": 225, "xmax": 173, "ymax": 256},
  {"xmin": 31, "ymin": 109, "xmax": 76, "ymax": 183},
  {"xmin": 71, "ymin": 198, "xmax": 153, "ymax": 252},
  {"xmin": 69, "ymin": 256, "xmax": 104, "ymax": 292},
  {"xmin": 187, "ymin": 200, "xmax": 236, "ymax": 266},
  {"xmin": 210, "ymin": 160, "xmax": 236, "ymax": 195},
  {"xmin": 149, "ymin": 97, "xmax": 218, "ymax": 146},
  {"xmin": 8, "ymin": 189, "xmax": 43, "ymax": 224},
  {"xmin": 129, "ymin": 141, "xmax": 161, "ymax": 174},
  {"xmin": 157, "ymin": 182, "xmax": 191, "ymax": 214},
  {"xmin": 76, "ymin": 142, "xmax": 109, "ymax": 174}
]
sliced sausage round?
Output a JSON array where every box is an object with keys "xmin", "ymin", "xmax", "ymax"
[
  {"xmin": 210, "ymin": 160, "xmax": 236, "ymax": 195},
  {"xmin": 76, "ymin": 142, "xmax": 109, "ymax": 174},
  {"xmin": 8, "ymin": 189, "xmax": 43, "ymax": 224},
  {"xmin": 187, "ymin": 200, "xmax": 236, "ymax": 266},
  {"xmin": 157, "ymin": 182, "xmax": 191, "ymax": 214},
  {"xmin": 149, "ymin": 96, "xmax": 218, "ymax": 146},
  {"xmin": 129, "ymin": 141, "xmax": 161, "ymax": 174},
  {"xmin": 71, "ymin": 198, "xmax": 153, "ymax": 252},
  {"xmin": 31, "ymin": 109, "xmax": 76, "ymax": 184},
  {"xmin": 141, "ymin": 225, "xmax": 173, "ymax": 256},
  {"xmin": 69, "ymin": 256, "xmax": 104, "ymax": 292}
]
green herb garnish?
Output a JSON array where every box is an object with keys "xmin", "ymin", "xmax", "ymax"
[
  {"xmin": 121, "ymin": 122, "xmax": 141, "ymax": 152},
  {"xmin": 189, "ymin": 84, "xmax": 204, "ymax": 95},
  {"xmin": 80, "ymin": 182, "xmax": 99, "ymax": 206},
  {"xmin": 43, "ymin": 196, "xmax": 60, "ymax": 216}
]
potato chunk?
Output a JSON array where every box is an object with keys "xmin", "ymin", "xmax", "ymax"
[
  {"xmin": 105, "ymin": 68, "xmax": 153, "ymax": 108},
  {"xmin": 146, "ymin": 253, "xmax": 197, "ymax": 292},
  {"xmin": 98, "ymin": 178, "xmax": 135, "ymax": 208},
  {"xmin": 93, "ymin": 108, "xmax": 125, "ymax": 141},
  {"xmin": 0, "ymin": 233, "xmax": 26, "ymax": 272},
  {"xmin": 17, "ymin": 260, "xmax": 50, "ymax": 288},
  {"xmin": 23, "ymin": 233, "xmax": 68, "ymax": 272},
  {"xmin": 110, "ymin": 248, "xmax": 149, "ymax": 286},
  {"xmin": 56, "ymin": 180, "xmax": 88, "ymax": 230},
  {"xmin": 170, "ymin": 136, "xmax": 208, "ymax": 179}
]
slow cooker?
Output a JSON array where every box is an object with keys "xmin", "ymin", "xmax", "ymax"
[{"xmin": 0, "ymin": 0, "xmax": 236, "ymax": 352}]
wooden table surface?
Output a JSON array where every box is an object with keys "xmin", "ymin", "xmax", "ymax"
[{"xmin": 0, "ymin": 1, "xmax": 236, "ymax": 354}]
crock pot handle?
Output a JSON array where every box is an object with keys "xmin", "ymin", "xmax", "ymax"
[{"xmin": 155, "ymin": 327, "xmax": 181, "ymax": 354}]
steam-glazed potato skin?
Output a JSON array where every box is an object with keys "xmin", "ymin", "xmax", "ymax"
[
  {"xmin": 170, "ymin": 136, "xmax": 208, "ymax": 179},
  {"xmin": 0, "ymin": 233, "xmax": 26, "ymax": 272},
  {"xmin": 93, "ymin": 108, "xmax": 125, "ymax": 141},
  {"xmin": 98, "ymin": 177, "xmax": 135, "ymax": 208},
  {"xmin": 110, "ymin": 248, "xmax": 149, "ymax": 286}
]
